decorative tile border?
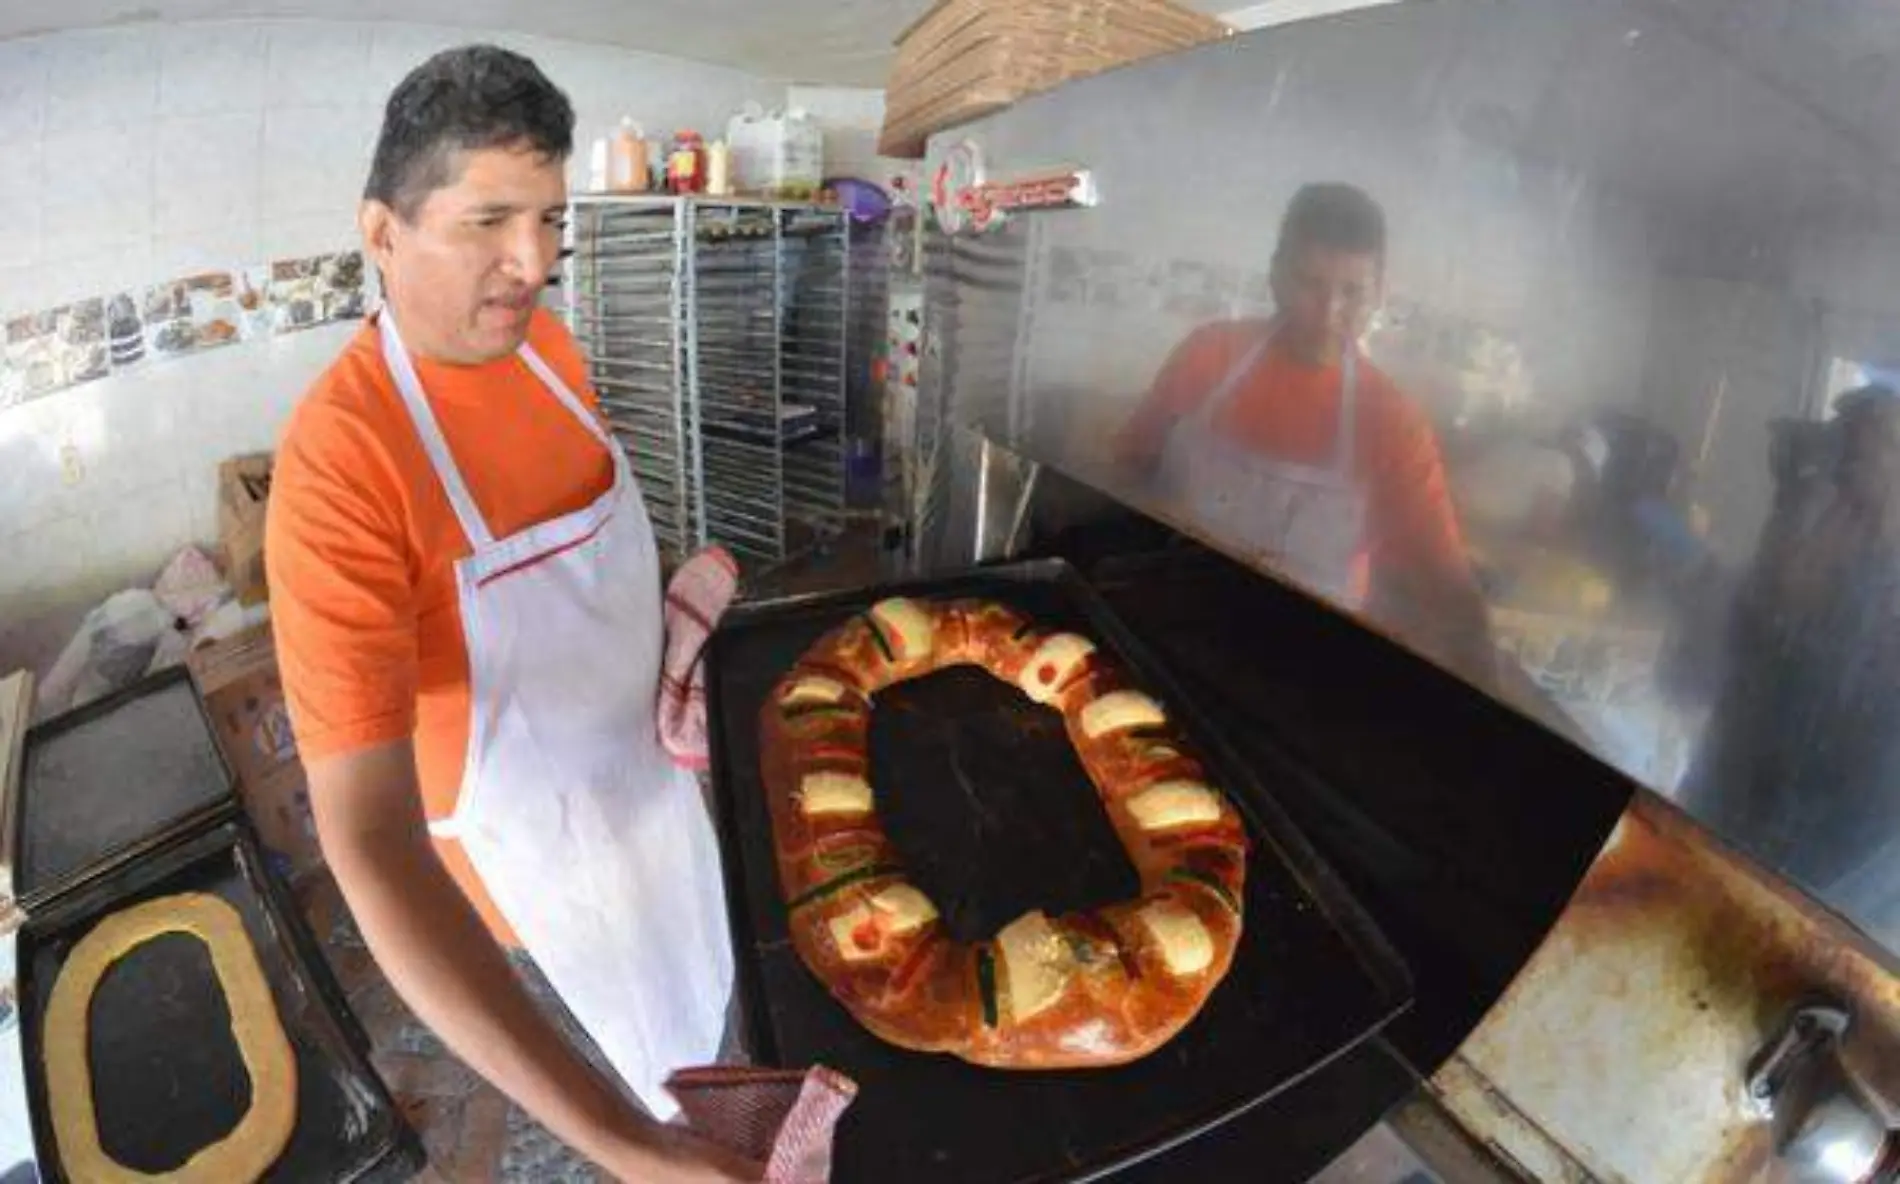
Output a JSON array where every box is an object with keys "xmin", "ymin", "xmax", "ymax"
[{"xmin": 0, "ymin": 250, "xmax": 370, "ymax": 411}]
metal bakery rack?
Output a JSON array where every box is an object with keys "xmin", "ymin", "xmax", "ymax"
[{"xmin": 565, "ymin": 195, "xmax": 852, "ymax": 564}]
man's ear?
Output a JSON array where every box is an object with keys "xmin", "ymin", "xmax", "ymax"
[{"xmin": 359, "ymin": 199, "xmax": 398, "ymax": 273}]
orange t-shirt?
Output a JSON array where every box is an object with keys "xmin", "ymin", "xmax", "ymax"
[
  {"xmin": 265, "ymin": 308, "xmax": 613, "ymax": 945},
  {"xmin": 1127, "ymin": 319, "xmax": 1473, "ymax": 603}
]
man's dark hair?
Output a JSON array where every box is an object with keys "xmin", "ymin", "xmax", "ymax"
[
  {"xmin": 1272, "ymin": 182, "xmax": 1387, "ymax": 273},
  {"xmin": 364, "ymin": 45, "xmax": 574, "ymax": 219}
]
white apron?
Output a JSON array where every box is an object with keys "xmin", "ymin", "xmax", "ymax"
[
  {"xmin": 1158, "ymin": 331, "xmax": 1370, "ymax": 607},
  {"xmin": 379, "ymin": 311, "xmax": 733, "ymax": 1121}
]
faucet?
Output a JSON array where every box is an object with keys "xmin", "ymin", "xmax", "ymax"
[{"xmin": 1747, "ymin": 1001, "xmax": 1898, "ymax": 1184}]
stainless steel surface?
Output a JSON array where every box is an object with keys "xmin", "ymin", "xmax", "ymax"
[
  {"xmin": 1307, "ymin": 1119, "xmax": 1445, "ymax": 1184},
  {"xmin": 914, "ymin": 0, "xmax": 1900, "ymax": 959},
  {"xmin": 1747, "ymin": 1002, "xmax": 1897, "ymax": 1184},
  {"xmin": 565, "ymin": 195, "xmax": 851, "ymax": 563},
  {"xmin": 1380, "ymin": 1091, "xmax": 1526, "ymax": 1184},
  {"xmin": 1431, "ymin": 792, "xmax": 1900, "ymax": 1183}
]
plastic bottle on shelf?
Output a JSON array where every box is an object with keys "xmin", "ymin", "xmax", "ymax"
[
  {"xmin": 586, "ymin": 136, "xmax": 610, "ymax": 192},
  {"xmin": 667, "ymin": 130, "xmax": 706, "ymax": 194},
  {"xmin": 706, "ymin": 140, "xmax": 733, "ymax": 197},
  {"xmin": 609, "ymin": 119, "xmax": 649, "ymax": 192}
]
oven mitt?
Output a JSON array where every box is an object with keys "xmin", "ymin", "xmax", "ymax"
[
  {"xmin": 659, "ymin": 546, "xmax": 740, "ymax": 771},
  {"xmin": 665, "ymin": 1065, "xmax": 859, "ymax": 1184}
]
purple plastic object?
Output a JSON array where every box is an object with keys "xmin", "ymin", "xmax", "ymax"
[{"xmin": 827, "ymin": 177, "xmax": 892, "ymax": 224}]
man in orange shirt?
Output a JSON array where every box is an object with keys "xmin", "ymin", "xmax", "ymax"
[
  {"xmin": 265, "ymin": 47, "xmax": 754, "ymax": 1182},
  {"xmin": 1116, "ymin": 183, "xmax": 1492, "ymax": 682}
]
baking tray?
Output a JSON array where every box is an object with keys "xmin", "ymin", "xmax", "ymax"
[
  {"xmin": 17, "ymin": 818, "xmax": 422, "ymax": 1183},
  {"xmin": 14, "ymin": 667, "xmax": 235, "ymax": 909},
  {"xmin": 704, "ymin": 558, "xmax": 1413, "ymax": 1184}
]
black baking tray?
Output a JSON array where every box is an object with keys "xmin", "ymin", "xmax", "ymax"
[
  {"xmin": 704, "ymin": 558, "xmax": 1413, "ymax": 1184},
  {"xmin": 14, "ymin": 667, "xmax": 236, "ymax": 908},
  {"xmin": 17, "ymin": 817, "xmax": 423, "ymax": 1183}
]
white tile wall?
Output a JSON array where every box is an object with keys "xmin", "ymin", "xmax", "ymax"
[
  {"xmin": 40, "ymin": 122, "xmax": 155, "ymax": 261},
  {"xmin": 0, "ymin": 17, "xmax": 790, "ymax": 673},
  {"xmin": 258, "ymin": 211, "xmax": 365, "ymax": 265},
  {"xmin": 151, "ymin": 220, "xmax": 263, "ymax": 284},
  {"xmin": 0, "ymin": 40, "xmax": 48, "ymax": 145},
  {"xmin": 0, "ymin": 135, "xmax": 40, "ymax": 274},
  {"xmin": 265, "ymin": 23, "xmax": 375, "ymax": 110},
  {"xmin": 0, "ymin": 324, "xmax": 356, "ymax": 672},
  {"xmin": 158, "ymin": 24, "xmax": 270, "ymax": 119},
  {"xmin": 43, "ymin": 30, "xmax": 160, "ymax": 132},
  {"xmin": 34, "ymin": 245, "xmax": 157, "ymax": 315},
  {"xmin": 262, "ymin": 106, "xmax": 380, "ymax": 218},
  {"xmin": 363, "ymin": 23, "xmax": 472, "ymax": 98},
  {"xmin": 787, "ymin": 84, "xmax": 908, "ymax": 183},
  {"xmin": 155, "ymin": 112, "xmax": 264, "ymax": 239}
]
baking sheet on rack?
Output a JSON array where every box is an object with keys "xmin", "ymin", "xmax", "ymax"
[
  {"xmin": 18, "ymin": 670, "xmax": 230, "ymax": 900},
  {"xmin": 704, "ymin": 559, "xmax": 1411, "ymax": 1184},
  {"xmin": 18, "ymin": 823, "xmax": 415, "ymax": 1183}
]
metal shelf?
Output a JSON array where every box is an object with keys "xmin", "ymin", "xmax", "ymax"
[{"xmin": 563, "ymin": 195, "xmax": 851, "ymax": 564}]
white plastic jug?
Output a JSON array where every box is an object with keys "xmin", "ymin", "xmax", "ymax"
[{"xmin": 726, "ymin": 103, "xmax": 825, "ymax": 198}]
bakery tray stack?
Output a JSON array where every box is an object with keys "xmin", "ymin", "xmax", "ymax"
[
  {"xmin": 7, "ymin": 669, "xmax": 421, "ymax": 1182},
  {"xmin": 879, "ymin": 0, "xmax": 1231, "ymax": 158}
]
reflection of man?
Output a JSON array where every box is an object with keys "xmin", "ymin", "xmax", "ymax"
[
  {"xmin": 1684, "ymin": 386, "xmax": 1900, "ymax": 944},
  {"xmin": 1115, "ymin": 183, "xmax": 1490, "ymax": 679},
  {"xmin": 266, "ymin": 48, "xmax": 752, "ymax": 1181}
]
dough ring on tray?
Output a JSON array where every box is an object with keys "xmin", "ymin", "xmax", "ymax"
[
  {"xmin": 758, "ymin": 597, "xmax": 1248, "ymax": 1069},
  {"xmin": 43, "ymin": 892, "xmax": 298, "ymax": 1183}
]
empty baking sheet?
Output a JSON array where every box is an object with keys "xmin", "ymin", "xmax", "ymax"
[
  {"xmin": 17, "ymin": 820, "xmax": 420, "ymax": 1183},
  {"xmin": 15, "ymin": 668, "xmax": 232, "ymax": 904}
]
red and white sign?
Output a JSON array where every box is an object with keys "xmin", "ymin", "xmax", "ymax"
[{"xmin": 931, "ymin": 140, "xmax": 1098, "ymax": 235}]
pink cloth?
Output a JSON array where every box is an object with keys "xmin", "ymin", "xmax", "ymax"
[
  {"xmin": 659, "ymin": 546, "xmax": 740, "ymax": 771},
  {"xmin": 666, "ymin": 1065, "xmax": 859, "ymax": 1184}
]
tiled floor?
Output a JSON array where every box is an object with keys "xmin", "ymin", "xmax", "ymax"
[{"xmin": 295, "ymin": 874, "xmax": 601, "ymax": 1182}]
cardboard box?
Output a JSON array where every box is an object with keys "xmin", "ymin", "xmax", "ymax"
[
  {"xmin": 188, "ymin": 623, "xmax": 324, "ymax": 879},
  {"xmin": 880, "ymin": 0, "xmax": 1229, "ymax": 157},
  {"xmin": 218, "ymin": 453, "xmax": 274, "ymax": 605}
]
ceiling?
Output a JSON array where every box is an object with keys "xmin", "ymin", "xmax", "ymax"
[{"xmin": 0, "ymin": 0, "xmax": 1235, "ymax": 85}]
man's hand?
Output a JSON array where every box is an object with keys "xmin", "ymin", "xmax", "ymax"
[{"xmin": 659, "ymin": 546, "xmax": 740, "ymax": 770}]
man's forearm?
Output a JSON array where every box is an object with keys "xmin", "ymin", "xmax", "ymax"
[
  {"xmin": 306, "ymin": 742, "xmax": 756, "ymax": 1183},
  {"xmin": 326, "ymin": 831, "xmax": 668, "ymax": 1171}
]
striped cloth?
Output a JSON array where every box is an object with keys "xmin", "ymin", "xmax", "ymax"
[
  {"xmin": 659, "ymin": 546, "xmax": 740, "ymax": 771},
  {"xmin": 665, "ymin": 1065, "xmax": 859, "ymax": 1183}
]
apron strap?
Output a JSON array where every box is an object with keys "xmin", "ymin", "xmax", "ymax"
[
  {"xmin": 378, "ymin": 310, "xmax": 497, "ymax": 550},
  {"xmin": 1192, "ymin": 336, "xmax": 1275, "ymax": 431},
  {"xmin": 521, "ymin": 342, "xmax": 631, "ymax": 494},
  {"xmin": 520, "ymin": 341, "xmax": 619, "ymax": 458},
  {"xmin": 1193, "ymin": 332, "xmax": 1358, "ymax": 478},
  {"xmin": 378, "ymin": 309, "xmax": 627, "ymax": 551}
]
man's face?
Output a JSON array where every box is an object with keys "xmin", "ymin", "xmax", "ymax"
[
  {"xmin": 362, "ymin": 142, "xmax": 568, "ymax": 364},
  {"xmin": 1271, "ymin": 245, "xmax": 1381, "ymax": 364}
]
